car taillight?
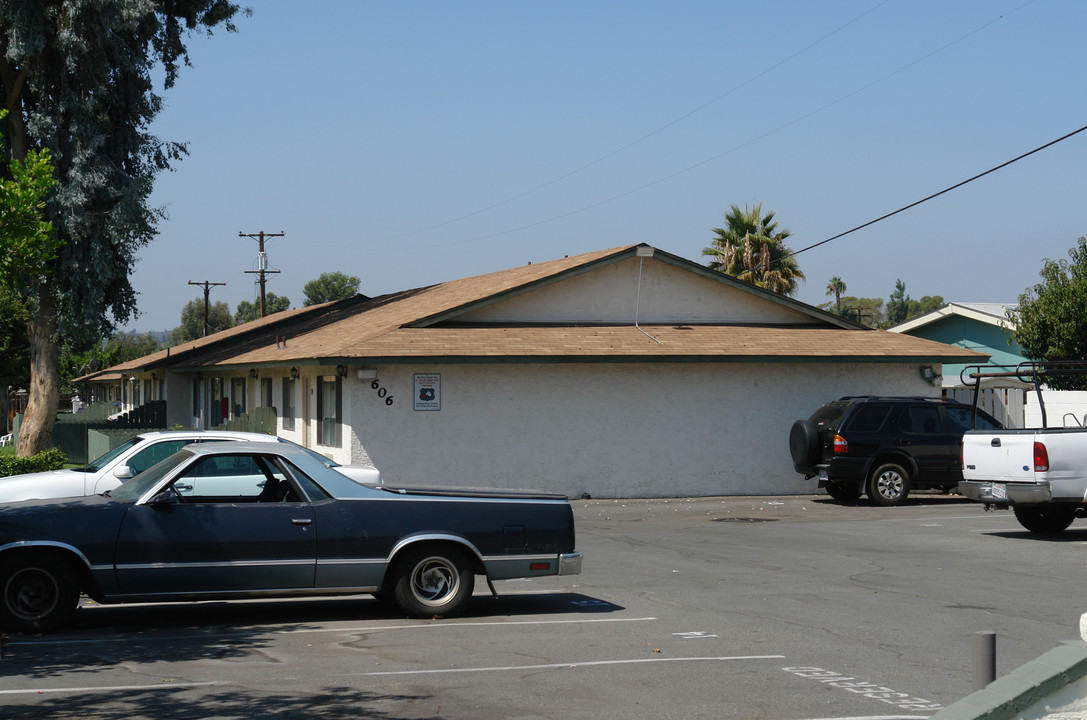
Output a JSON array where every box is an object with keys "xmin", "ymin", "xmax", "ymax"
[
  {"xmin": 833, "ymin": 434, "xmax": 848, "ymax": 454},
  {"xmin": 1034, "ymin": 442, "xmax": 1049, "ymax": 472}
]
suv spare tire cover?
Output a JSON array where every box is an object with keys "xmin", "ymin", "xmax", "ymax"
[{"xmin": 789, "ymin": 419, "xmax": 821, "ymax": 469}]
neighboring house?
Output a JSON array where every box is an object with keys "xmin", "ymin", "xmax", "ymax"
[
  {"xmin": 889, "ymin": 302, "xmax": 1027, "ymax": 428},
  {"xmin": 77, "ymin": 245, "xmax": 986, "ymax": 498}
]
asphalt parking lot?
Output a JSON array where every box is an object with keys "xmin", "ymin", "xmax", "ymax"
[{"xmin": 3, "ymin": 493, "xmax": 1085, "ymax": 719}]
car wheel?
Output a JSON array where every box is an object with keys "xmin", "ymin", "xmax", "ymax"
[
  {"xmin": 789, "ymin": 420, "xmax": 820, "ymax": 470},
  {"xmin": 393, "ymin": 546, "xmax": 475, "ymax": 618},
  {"xmin": 0, "ymin": 553, "xmax": 80, "ymax": 634},
  {"xmin": 825, "ymin": 480, "xmax": 861, "ymax": 502},
  {"xmin": 1013, "ymin": 505, "xmax": 1076, "ymax": 535},
  {"xmin": 867, "ymin": 463, "xmax": 910, "ymax": 506}
]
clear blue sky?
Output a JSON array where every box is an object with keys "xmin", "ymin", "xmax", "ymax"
[{"xmin": 125, "ymin": 0, "xmax": 1087, "ymax": 332}]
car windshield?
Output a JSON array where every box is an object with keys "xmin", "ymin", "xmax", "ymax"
[
  {"xmin": 107, "ymin": 449, "xmax": 195, "ymax": 502},
  {"xmin": 83, "ymin": 436, "xmax": 144, "ymax": 472}
]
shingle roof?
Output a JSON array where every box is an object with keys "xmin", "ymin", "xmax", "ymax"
[{"xmin": 80, "ymin": 246, "xmax": 988, "ymax": 379}]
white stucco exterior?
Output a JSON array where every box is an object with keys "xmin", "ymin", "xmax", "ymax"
[{"xmin": 341, "ymin": 361, "xmax": 938, "ymax": 498}]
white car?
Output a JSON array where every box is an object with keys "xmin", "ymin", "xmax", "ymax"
[{"xmin": 0, "ymin": 431, "xmax": 380, "ymax": 503}]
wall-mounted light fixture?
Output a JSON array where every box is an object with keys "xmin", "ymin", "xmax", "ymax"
[
  {"xmin": 290, "ymin": 367, "xmax": 300, "ymax": 380},
  {"xmin": 356, "ymin": 368, "xmax": 377, "ymax": 380},
  {"xmin": 336, "ymin": 364, "xmax": 348, "ymax": 378},
  {"xmin": 920, "ymin": 366, "xmax": 935, "ymax": 381},
  {"xmin": 248, "ymin": 368, "xmax": 258, "ymax": 379}
]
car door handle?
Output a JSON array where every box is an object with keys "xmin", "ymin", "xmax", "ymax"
[
  {"xmin": 175, "ymin": 483, "xmax": 193, "ymax": 492},
  {"xmin": 291, "ymin": 518, "xmax": 312, "ymax": 526}
]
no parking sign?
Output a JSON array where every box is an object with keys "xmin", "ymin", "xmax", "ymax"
[{"xmin": 414, "ymin": 373, "xmax": 440, "ymax": 411}]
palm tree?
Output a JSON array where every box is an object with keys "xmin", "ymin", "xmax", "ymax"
[
  {"xmin": 825, "ymin": 276, "xmax": 846, "ymax": 315},
  {"xmin": 702, "ymin": 202, "xmax": 805, "ymax": 296}
]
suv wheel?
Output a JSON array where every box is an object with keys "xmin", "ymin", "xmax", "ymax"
[
  {"xmin": 867, "ymin": 462, "xmax": 910, "ymax": 506},
  {"xmin": 789, "ymin": 420, "xmax": 821, "ymax": 470}
]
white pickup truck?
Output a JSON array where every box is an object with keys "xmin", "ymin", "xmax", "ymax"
[{"xmin": 958, "ymin": 362, "xmax": 1087, "ymax": 534}]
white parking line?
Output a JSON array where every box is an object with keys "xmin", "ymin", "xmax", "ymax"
[
  {"xmin": 344, "ymin": 654, "xmax": 786, "ymax": 677},
  {"xmin": 0, "ymin": 681, "xmax": 224, "ymax": 696},
  {"xmin": 783, "ymin": 716, "xmax": 931, "ymax": 720},
  {"xmin": 4, "ymin": 616, "xmax": 658, "ymax": 646}
]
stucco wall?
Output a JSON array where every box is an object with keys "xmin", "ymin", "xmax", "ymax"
[
  {"xmin": 344, "ymin": 361, "xmax": 938, "ymax": 497},
  {"xmin": 457, "ymin": 256, "xmax": 819, "ymax": 325}
]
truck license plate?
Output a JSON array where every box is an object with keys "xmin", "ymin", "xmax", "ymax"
[{"xmin": 991, "ymin": 483, "xmax": 1007, "ymax": 500}]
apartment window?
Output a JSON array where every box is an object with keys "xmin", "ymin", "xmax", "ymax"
[
  {"xmin": 316, "ymin": 375, "xmax": 341, "ymax": 446},
  {"xmin": 231, "ymin": 377, "xmax": 246, "ymax": 418},
  {"xmin": 261, "ymin": 377, "xmax": 273, "ymax": 410},
  {"xmin": 282, "ymin": 377, "xmax": 296, "ymax": 431},
  {"xmin": 210, "ymin": 378, "xmax": 223, "ymax": 426}
]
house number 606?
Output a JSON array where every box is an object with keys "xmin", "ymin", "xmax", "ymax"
[{"xmin": 370, "ymin": 379, "xmax": 394, "ymax": 406}]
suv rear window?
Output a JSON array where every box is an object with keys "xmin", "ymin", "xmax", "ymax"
[
  {"xmin": 809, "ymin": 401, "xmax": 850, "ymax": 427},
  {"xmin": 844, "ymin": 404, "xmax": 892, "ymax": 432}
]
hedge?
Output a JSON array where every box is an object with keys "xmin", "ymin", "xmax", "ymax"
[{"xmin": 0, "ymin": 449, "xmax": 68, "ymax": 477}]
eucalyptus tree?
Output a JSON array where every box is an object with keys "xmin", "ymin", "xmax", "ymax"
[
  {"xmin": 0, "ymin": 1, "xmax": 246, "ymax": 455},
  {"xmin": 702, "ymin": 202, "xmax": 805, "ymax": 296}
]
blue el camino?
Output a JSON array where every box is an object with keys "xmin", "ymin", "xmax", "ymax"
[{"xmin": 0, "ymin": 441, "xmax": 582, "ymax": 633}]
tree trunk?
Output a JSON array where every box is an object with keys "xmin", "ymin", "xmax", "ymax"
[{"xmin": 16, "ymin": 293, "xmax": 59, "ymax": 457}]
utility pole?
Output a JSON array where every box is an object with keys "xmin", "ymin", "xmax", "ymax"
[
  {"xmin": 188, "ymin": 280, "xmax": 226, "ymax": 337},
  {"xmin": 239, "ymin": 230, "xmax": 284, "ymax": 317}
]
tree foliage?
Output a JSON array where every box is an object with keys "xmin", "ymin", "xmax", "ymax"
[
  {"xmin": 303, "ymin": 272, "xmax": 362, "ymax": 306},
  {"xmin": 702, "ymin": 203, "xmax": 805, "ymax": 296},
  {"xmin": 0, "ymin": 0, "xmax": 246, "ymax": 455},
  {"xmin": 1012, "ymin": 237, "xmax": 1087, "ymax": 390},
  {"xmin": 818, "ymin": 296, "xmax": 885, "ymax": 327},
  {"xmin": 825, "ymin": 276, "xmax": 846, "ymax": 315},
  {"xmin": 234, "ymin": 293, "xmax": 291, "ymax": 324},
  {"xmin": 0, "ymin": 111, "xmax": 58, "ymax": 285},
  {"xmin": 169, "ymin": 299, "xmax": 234, "ymax": 346},
  {"xmin": 61, "ymin": 333, "xmax": 162, "ymax": 393}
]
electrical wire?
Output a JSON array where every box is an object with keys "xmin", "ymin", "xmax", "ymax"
[{"xmin": 785, "ymin": 122, "xmax": 1087, "ymax": 261}]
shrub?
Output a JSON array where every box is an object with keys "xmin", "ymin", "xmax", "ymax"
[{"xmin": 0, "ymin": 448, "xmax": 68, "ymax": 477}]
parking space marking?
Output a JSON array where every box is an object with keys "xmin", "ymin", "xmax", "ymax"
[
  {"xmin": 783, "ymin": 667, "xmax": 942, "ymax": 712},
  {"xmin": 346, "ymin": 654, "xmax": 786, "ymax": 677},
  {"xmin": 0, "ymin": 681, "xmax": 224, "ymax": 696}
]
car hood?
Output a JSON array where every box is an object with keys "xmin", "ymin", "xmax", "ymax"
[
  {"xmin": 0, "ymin": 493, "xmax": 127, "ymax": 546},
  {"xmin": 0, "ymin": 468, "xmax": 88, "ymax": 504}
]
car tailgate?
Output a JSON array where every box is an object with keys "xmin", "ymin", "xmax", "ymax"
[{"xmin": 962, "ymin": 430, "xmax": 1037, "ymax": 483}]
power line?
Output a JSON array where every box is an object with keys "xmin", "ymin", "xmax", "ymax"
[
  {"xmin": 392, "ymin": 0, "xmax": 1037, "ymax": 251},
  {"xmin": 786, "ymin": 122, "xmax": 1087, "ymax": 261}
]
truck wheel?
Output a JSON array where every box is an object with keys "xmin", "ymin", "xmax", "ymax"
[
  {"xmin": 1013, "ymin": 505, "xmax": 1076, "ymax": 535},
  {"xmin": 867, "ymin": 463, "xmax": 910, "ymax": 506},
  {"xmin": 825, "ymin": 481, "xmax": 861, "ymax": 502},
  {"xmin": 0, "ymin": 553, "xmax": 80, "ymax": 634},
  {"xmin": 789, "ymin": 420, "xmax": 820, "ymax": 470},
  {"xmin": 393, "ymin": 546, "xmax": 475, "ymax": 618}
]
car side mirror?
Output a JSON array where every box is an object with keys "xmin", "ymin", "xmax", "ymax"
[
  {"xmin": 148, "ymin": 489, "xmax": 178, "ymax": 506},
  {"xmin": 113, "ymin": 465, "xmax": 134, "ymax": 480}
]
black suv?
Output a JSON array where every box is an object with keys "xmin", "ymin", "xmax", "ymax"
[{"xmin": 789, "ymin": 396, "xmax": 1002, "ymax": 506}]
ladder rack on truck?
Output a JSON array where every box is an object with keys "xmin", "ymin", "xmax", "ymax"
[{"xmin": 960, "ymin": 360, "xmax": 1087, "ymax": 429}]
